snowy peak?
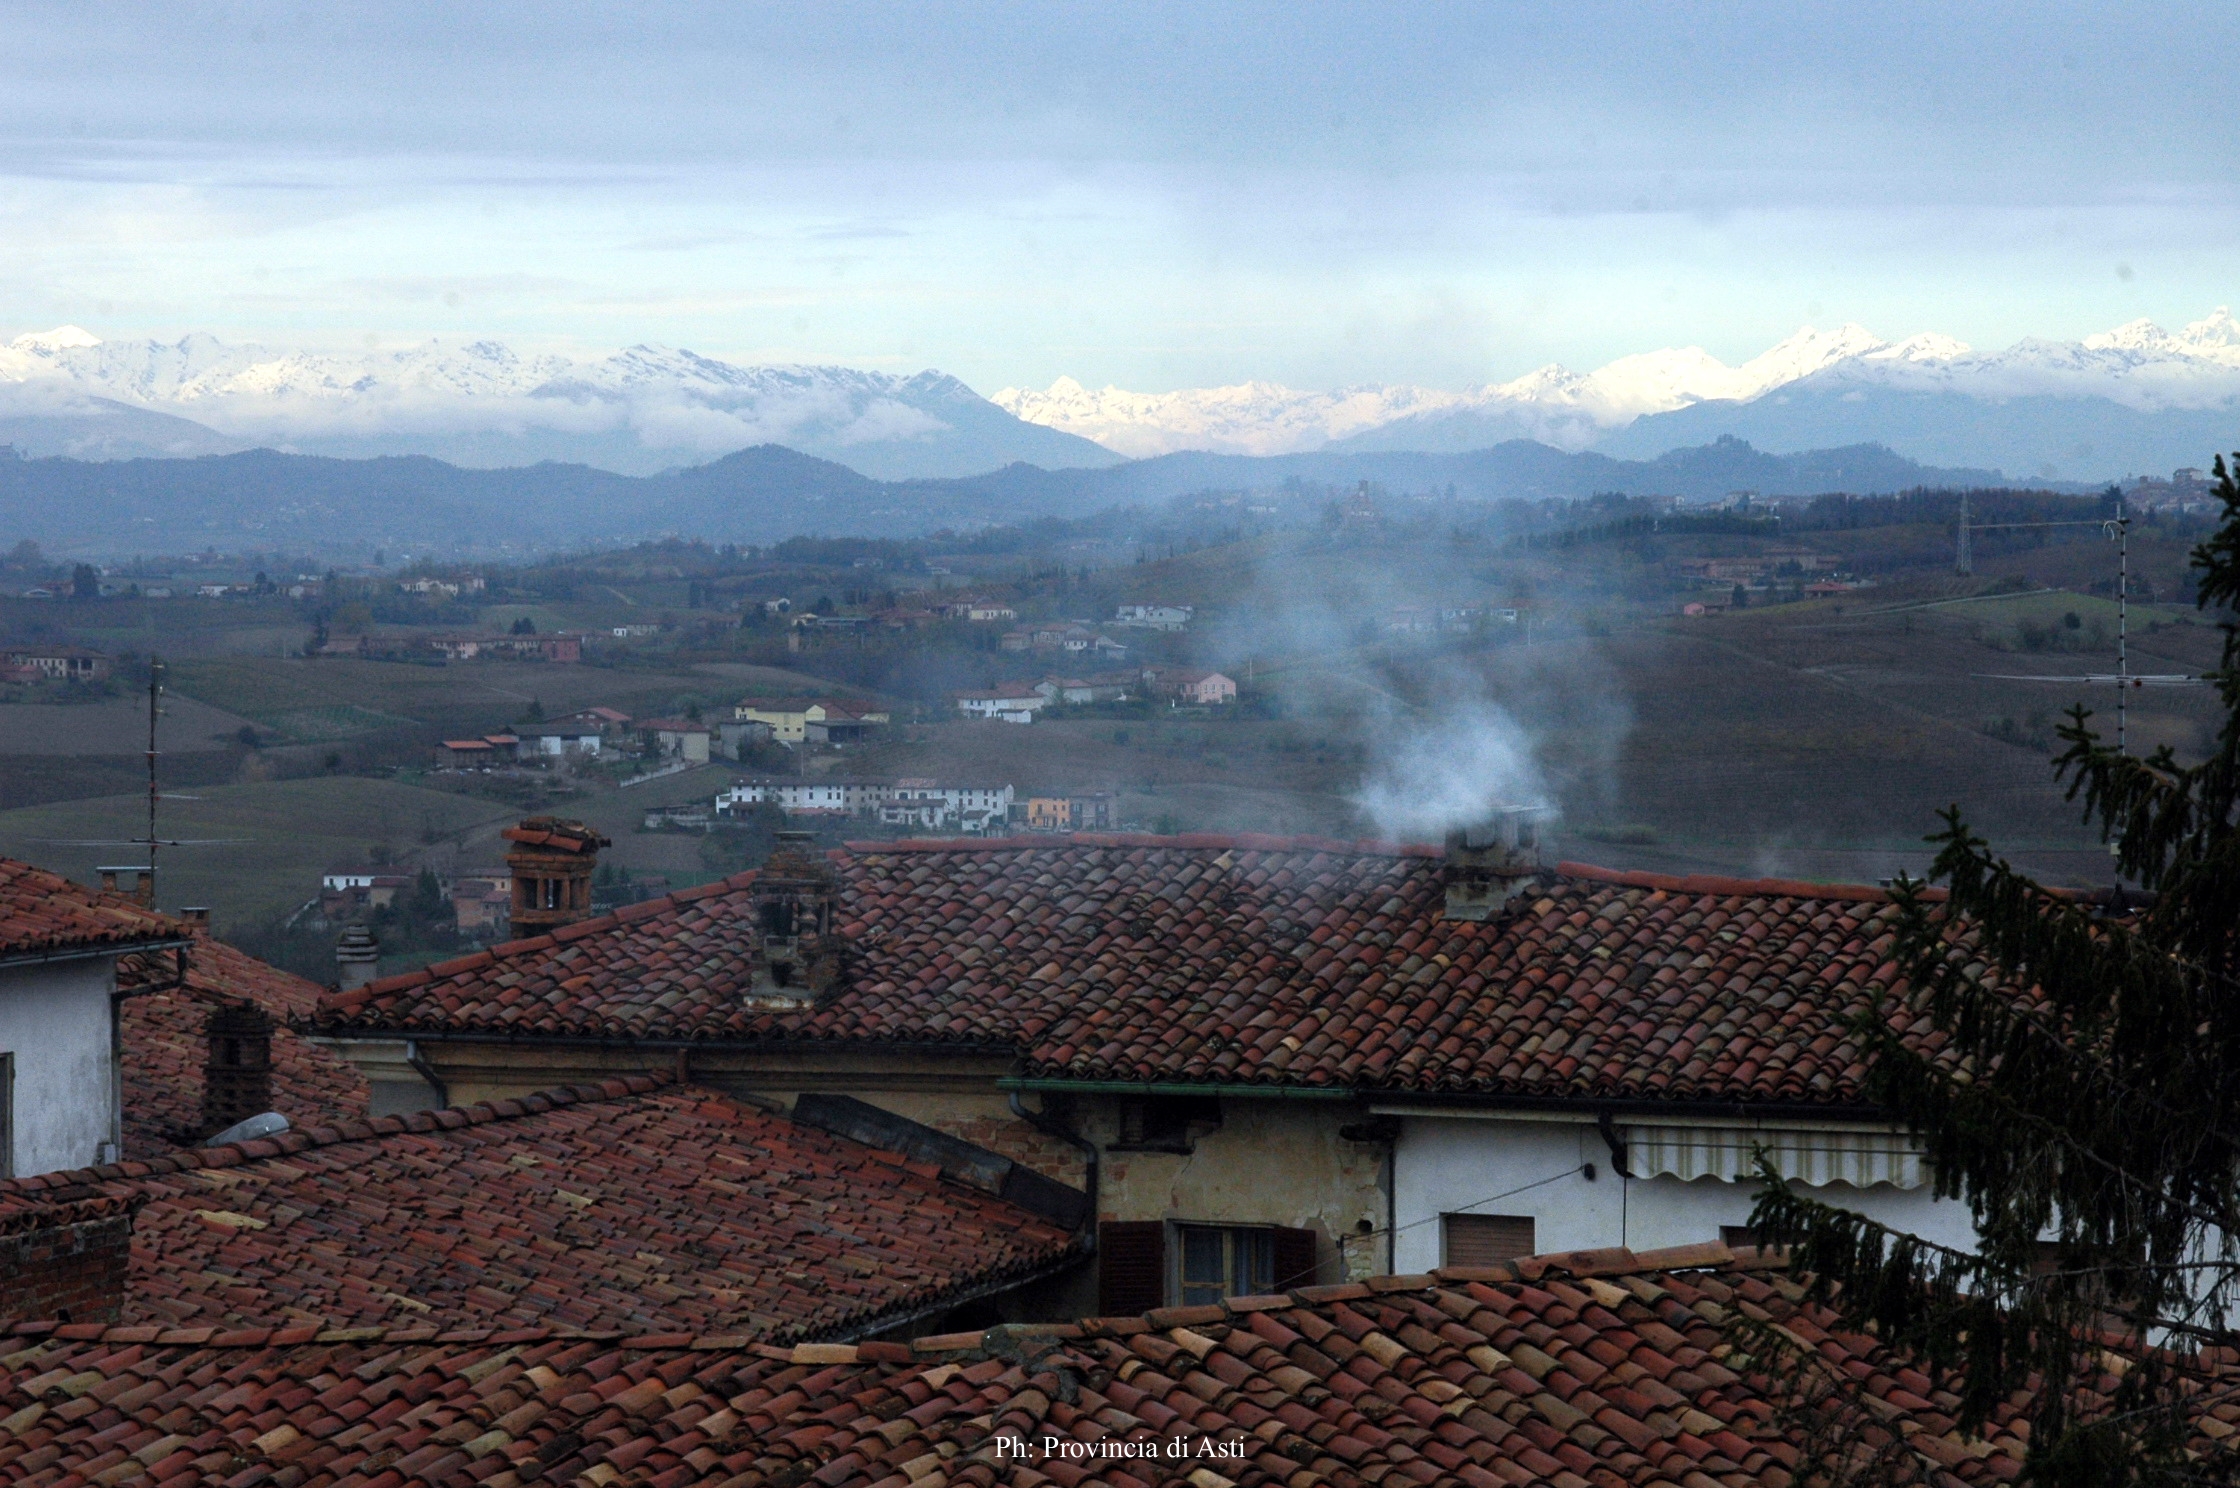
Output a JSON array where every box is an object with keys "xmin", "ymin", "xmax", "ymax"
[
  {"xmin": 0, "ymin": 329, "xmax": 1118, "ymax": 478},
  {"xmin": 997, "ymin": 310, "xmax": 2240, "ymax": 457},
  {"xmin": 10, "ymin": 325, "xmax": 101, "ymax": 351}
]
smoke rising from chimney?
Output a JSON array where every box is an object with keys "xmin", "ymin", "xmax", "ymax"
[{"xmin": 1352, "ymin": 690, "xmax": 1550, "ymax": 841}]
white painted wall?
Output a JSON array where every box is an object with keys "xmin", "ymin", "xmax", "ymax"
[
  {"xmin": 0, "ymin": 959, "xmax": 119, "ymax": 1178},
  {"xmin": 1391, "ymin": 1114, "xmax": 1981, "ymax": 1273}
]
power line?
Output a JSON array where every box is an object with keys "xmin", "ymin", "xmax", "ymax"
[{"xmin": 1306, "ymin": 1163, "xmax": 1591, "ymax": 1290}]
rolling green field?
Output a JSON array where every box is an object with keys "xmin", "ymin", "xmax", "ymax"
[{"xmin": 0, "ymin": 777, "xmax": 516, "ymax": 935}]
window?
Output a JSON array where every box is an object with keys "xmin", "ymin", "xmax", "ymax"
[
  {"xmin": 1443, "ymin": 1213, "xmax": 1536, "ymax": 1267},
  {"xmin": 1176, "ymin": 1224, "xmax": 1274, "ymax": 1306},
  {"xmin": 1097, "ymin": 1220, "xmax": 1320, "ymax": 1312},
  {"xmin": 1720, "ymin": 1225, "xmax": 1765, "ymax": 1251},
  {"xmin": 1114, "ymin": 1095, "xmax": 1220, "ymax": 1152}
]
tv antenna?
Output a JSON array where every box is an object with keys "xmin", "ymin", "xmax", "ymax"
[{"xmin": 1955, "ymin": 491, "xmax": 2187, "ymax": 754}]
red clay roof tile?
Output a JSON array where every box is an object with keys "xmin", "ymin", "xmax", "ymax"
[
  {"xmin": 0, "ymin": 1077, "xmax": 1077, "ymax": 1342},
  {"xmin": 0, "ymin": 858, "xmax": 186, "ymax": 962},
  {"xmin": 0, "ymin": 1251, "xmax": 2178, "ymax": 1486},
  {"xmin": 115, "ymin": 931, "xmax": 370, "ymax": 1158},
  {"xmin": 315, "ymin": 837, "xmax": 1974, "ymax": 1107}
]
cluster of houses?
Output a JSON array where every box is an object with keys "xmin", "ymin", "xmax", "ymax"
[
  {"xmin": 710, "ymin": 779, "xmax": 1118, "ymax": 834},
  {"xmin": 395, "ymin": 573, "xmax": 487, "ymax": 598},
  {"xmin": 954, "ymin": 664, "xmax": 1236, "ymax": 721},
  {"xmin": 999, "ymin": 621, "xmax": 1130, "ymax": 658},
  {"xmin": 339, "ymin": 630, "xmax": 585, "ymax": 664},
  {"xmin": 717, "ymin": 778, "xmax": 1019, "ymax": 834},
  {"xmin": 312, "ymin": 864, "xmax": 517, "ymax": 937},
  {"xmin": 0, "ymin": 811, "xmax": 2165, "ymax": 1480},
  {"xmin": 439, "ymin": 705, "xmax": 724, "ymax": 770},
  {"xmin": 1383, "ymin": 604, "xmax": 1518, "ymax": 637},
  {"xmin": 441, "ymin": 695, "xmax": 906, "ymax": 772}
]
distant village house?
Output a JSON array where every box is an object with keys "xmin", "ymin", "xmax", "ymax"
[
  {"xmin": 2, "ymin": 644, "xmax": 110, "ymax": 684},
  {"xmin": 952, "ymin": 684, "xmax": 1047, "ymax": 722}
]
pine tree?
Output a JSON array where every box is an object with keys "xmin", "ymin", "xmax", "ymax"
[{"xmin": 1751, "ymin": 454, "xmax": 2240, "ymax": 1485}]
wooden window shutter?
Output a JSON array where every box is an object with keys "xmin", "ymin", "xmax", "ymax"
[
  {"xmin": 1271, "ymin": 1226, "xmax": 1319, "ymax": 1292},
  {"xmin": 1443, "ymin": 1213, "xmax": 1536, "ymax": 1267},
  {"xmin": 1098, "ymin": 1222, "xmax": 1166, "ymax": 1315}
]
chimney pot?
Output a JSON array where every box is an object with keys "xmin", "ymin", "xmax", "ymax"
[
  {"xmin": 335, "ymin": 922, "xmax": 381, "ymax": 990},
  {"xmin": 503, "ymin": 816, "xmax": 610, "ymax": 931},
  {"xmin": 179, "ymin": 906, "xmax": 210, "ymax": 928}
]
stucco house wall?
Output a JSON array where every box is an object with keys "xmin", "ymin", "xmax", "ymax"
[
  {"xmin": 1390, "ymin": 1113, "xmax": 1979, "ymax": 1272},
  {"xmin": 0, "ymin": 959, "xmax": 119, "ymax": 1178}
]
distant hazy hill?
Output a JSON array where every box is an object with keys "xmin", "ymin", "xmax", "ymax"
[
  {"xmin": 0, "ymin": 436, "xmax": 2028, "ymax": 559},
  {"xmin": 0, "ymin": 386, "xmax": 243, "ymax": 462},
  {"xmin": 1591, "ymin": 384, "xmax": 2240, "ymax": 482},
  {"xmin": 0, "ymin": 328, "xmax": 1119, "ymax": 480}
]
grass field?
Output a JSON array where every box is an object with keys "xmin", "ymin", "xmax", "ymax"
[
  {"xmin": 0, "ymin": 777, "xmax": 517, "ymax": 934},
  {"xmin": 0, "ymin": 694, "xmax": 255, "ymax": 754}
]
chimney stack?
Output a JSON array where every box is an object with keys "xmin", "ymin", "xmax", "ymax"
[
  {"xmin": 1442, "ymin": 808, "xmax": 1549, "ymax": 922},
  {"xmin": 335, "ymin": 922, "xmax": 380, "ymax": 990},
  {"xmin": 96, "ymin": 865, "xmax": 153, "ymax": 906},
  {"xmin": 200, "ymin": 1002, "xmax": 275, "ymax": 1138},
  {"xmin": 179, "ymin": 906, "xmax": 211, "ymax": 929},
  {"xmin": 504, "ymin": 817, "xmax": 610, "ymax": 933},
  {"xmin": 749, "ymin": 830, "xmax": 843, "ymax": 1003},
  {"xmin": 0, "ymin": 1196, "xmax": 142, "ymax": 1323}
]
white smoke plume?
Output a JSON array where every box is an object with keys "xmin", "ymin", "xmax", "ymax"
[{"xmin": 1351, "ymin": 691, "xmax": 1550, "ymax": 841}]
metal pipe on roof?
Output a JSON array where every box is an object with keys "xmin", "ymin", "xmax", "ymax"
[{"xmin": 404, "ymin": 1040, "xmax": 450, "ymax": 1109}]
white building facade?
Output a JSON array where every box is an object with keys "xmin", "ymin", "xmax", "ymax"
[
  {"xmin": 1386, "ymin": 1106, "xmax": 1978, "ymax": 1271},
  {"xmin": 717, "ymin": 779, "xmax": 1014, "ymax": 832}
]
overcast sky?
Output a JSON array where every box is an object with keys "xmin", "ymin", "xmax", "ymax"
[{"xmin": 3, "ymin": 1, "xmax": 2235, "ymax": 392}]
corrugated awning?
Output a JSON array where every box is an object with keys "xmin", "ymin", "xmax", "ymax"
[{"xmin": 1624, "ymin": 1122, "xmax": 1925, "ymax": 1190}]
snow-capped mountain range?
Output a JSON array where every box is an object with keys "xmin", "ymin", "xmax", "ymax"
[
  {"xmin": 0, "ymin": 329, "xmax": 1118, "ymax": 477},
  {"xmin": 993, "ymin": 310, "xmax": 2240, "ymax": 475},
  {"xmin": 3, "ymin": 309, "xmax": 2237, "ymax": 481}
]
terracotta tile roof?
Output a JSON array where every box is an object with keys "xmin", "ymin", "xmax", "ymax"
[
  {"xmin": 0, "ymin": 1076, "xmax": 1078, "ymax": 1341},
  {"xmin": 0, "ymin": 858, "xmax": 187, "ymax": 963},
  {"xmin": 316, "ymin": 835, "xmax": 1968, "ymax": 1108},
  {"xmin": 115, "ymin": 932, "xmax": 370, "ymax": 1158},
  {"xmin": 0, "ymin": 1246, "xmax": 2181, "ymax": 1487}
]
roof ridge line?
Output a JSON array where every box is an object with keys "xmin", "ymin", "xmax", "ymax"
[
  {"xmin": 857, "ymin": 831, "xmax": 1444, "ymax": 857},
  {"xmin": 1554, "ymin": 860, "xmax": 1900, "ymax": 903},
  {"xmin": 333, "ymin": 868, "xmax": 762, "ymax": 1005},
  {"xmin": 0, "ymin": 1239, "xmax": 1778, "ymax": 1352},
  {"xmin": 0, "ymin": 1073, "xmax": 673, "ymax": 1203}
]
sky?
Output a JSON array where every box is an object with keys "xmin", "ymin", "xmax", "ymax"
[{"xmin": 2, "ymin": 1, "xmax": 2236, "ymax": 394}]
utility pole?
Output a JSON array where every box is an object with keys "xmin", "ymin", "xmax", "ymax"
[
  {"xmin": 145, "ymin": 657, "xmax": 163, "ymax": 905},
  {"xmin": 1955, "ymin": 492, "xmax": 1972, "ymax": 576},
  {"xmin": 2109, "ymin": 494, "xmax": 2129, "ymax": 757}
]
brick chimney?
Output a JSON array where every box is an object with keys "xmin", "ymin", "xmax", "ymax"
[
  {"xmin": 200, "ymin": 1001, "xmax": 275, "ymax": 1138},
  {"xmin": 749, "ymin": 830, "xmax": 847, "ymax": 1003},
  {"xmin": 1442, "ymin": 808, "xmax": 1549, "ymax": 922},
  {"xmin": 335, "ymin": 922, "xmax": 380, "ymax": 991},
  {"xmin": 0, "ymin": 1195, "xmax": 142, "ymax": 1323},
  {"xmin": 504, "ymin": 817, "xmax": 610, "ymax": 933}
]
